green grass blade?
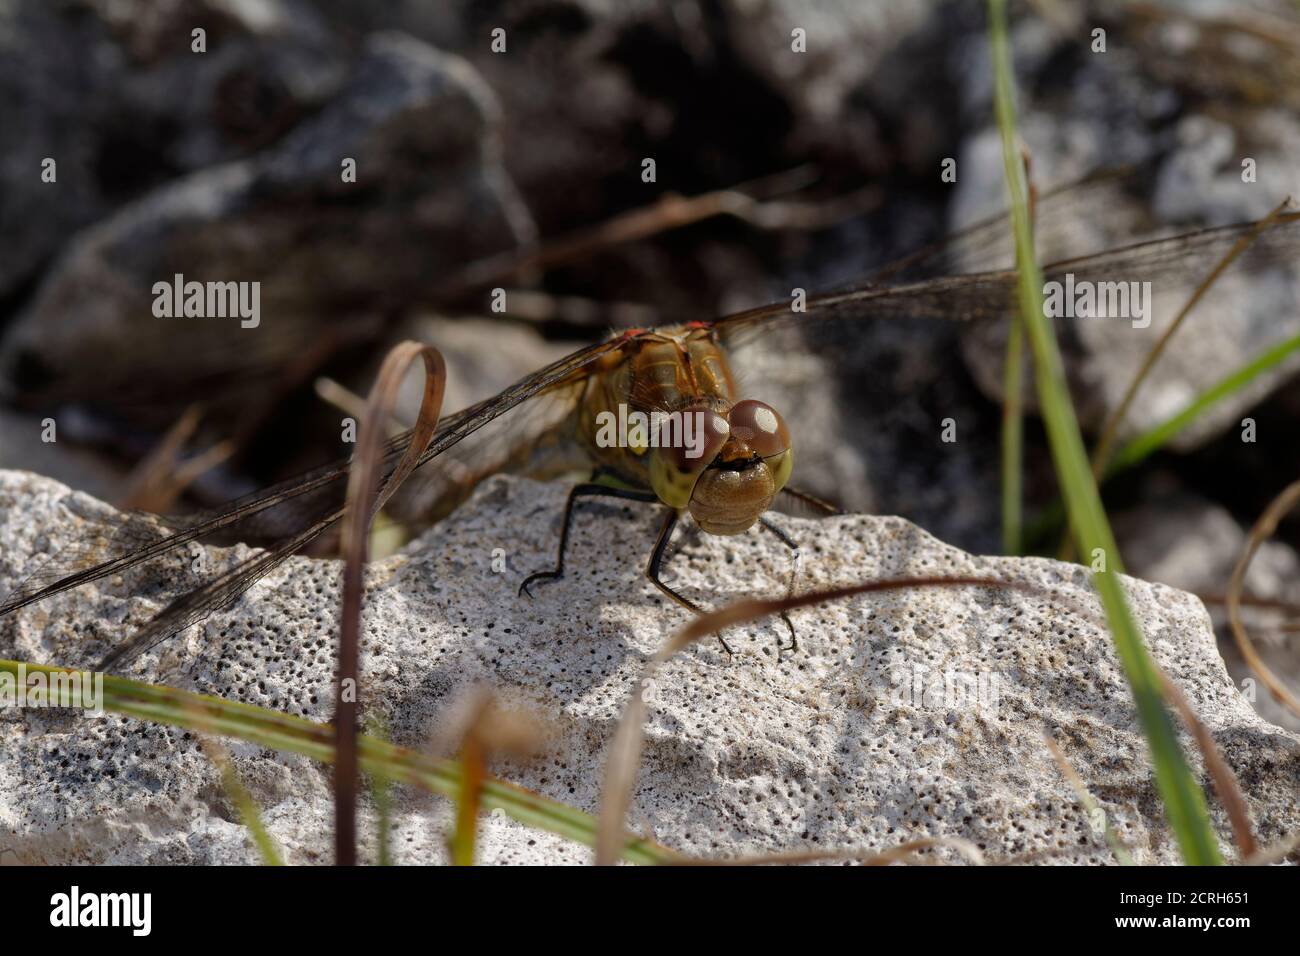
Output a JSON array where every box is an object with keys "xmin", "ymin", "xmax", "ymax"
[
  {"xmin": 1002, "ymin": 312, "xmax": 1025, "ymax": 554},
  {"xmin": 987, "ymin": 0, "xmax": 1222, "ymax": 864},
  {"xmin": 210, "ymin": 748, "xmax": 284, "ymax": 865},
  {"xmin": 1109, "ymin": 331, "xmax": 1300, "ymax": 475},
  {"xmin": 365, "ymin": 713, "xmax": 394, "ymax": 866},
  {"xmin": 1024, "ymin": 331, "xmax": 1300, "ymax": 549},
  {"xmin": 0, "ymin": 659, "xmax": 676, "ymax": 865}
]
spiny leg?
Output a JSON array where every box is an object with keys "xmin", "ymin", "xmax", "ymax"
[
  {"xmin": 646, "ymin": 509, "xmax": 734, "ymax": 657},
  {"xmin": 769, "ymin": 483, "xmax": 841, "ymax": 659},
  {"xmin": 519, "ymin": 481, "xmax": 658, "ymax": 598},
  {"xmin": 759, "ymin": 516, "xmax": 801, "ymax": 659}
]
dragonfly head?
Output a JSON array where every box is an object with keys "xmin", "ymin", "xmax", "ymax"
[{"xmin": 648, "ymin": 399, "xmax": 792, "ymax": 535}]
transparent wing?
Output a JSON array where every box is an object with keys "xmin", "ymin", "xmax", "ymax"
[
  {"xmin": 714, "ymin": 198, "xmax": 1300, "ymax": 547},
  {"xmin": 384, "ymin": 374, "xmax": 593, "ymax": 527},
  {"xmin": 714, "ymin": 210, "xmax": 1300, "ymax": 344},
  {"xmin": 862, "ymin": 166, "xmax": 1150, "ymax": 284},
  {"xmin": 1, "ymin": 337, "xmax": 625, "ymax": 670}
]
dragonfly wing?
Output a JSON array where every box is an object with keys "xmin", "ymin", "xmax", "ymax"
[
  {"xmin": 2, "ymin": 337, "xmax": 624, "ymax": 671},
  {"xmin": 714, "ymin": 211, "xmax": 1300, "ymax": 342},
  {"xmin": 960, "ymin": 211, "xmax": 1300, "ymax": 438},
  {"xmin": 386, "ymin": 374, "xmax": 592, "ymax": 528},
  {"xmin": 94, "ymin": 512, "xmax": 339, "ymax": 672},
  {"xmin": 714, "ymin": 208, "xmax": 1300, "ymax": 547},
  {"xmin": 872, "ymin": 166, "xmax": 1149, "ymax": 284}
]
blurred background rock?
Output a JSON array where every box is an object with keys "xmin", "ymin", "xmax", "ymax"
[{"xmin": 1, "ymin": 0, "xmax": 1298, "ymax": 727}]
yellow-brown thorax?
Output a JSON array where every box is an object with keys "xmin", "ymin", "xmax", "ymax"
[{"xmin": 575, "ymin": 325, "xmax": 792, "ymax": 535}]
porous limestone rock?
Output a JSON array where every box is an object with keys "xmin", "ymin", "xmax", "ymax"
[{"xmin": 0, "ymin": 470, "xmax": 1296, "ymax": 864}]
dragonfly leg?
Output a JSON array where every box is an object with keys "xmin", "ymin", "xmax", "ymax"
[
  {"xmin": 519, "ymin": 482, "xmax": 658, "ymax": 598},
  {"xmin": 645, "ymin": 509, "xmax": 734, "ymax": 657},
  {"xmin": 759, "ymin": 516, "xmax": 800, "ymax": 659},
  {"xmin": 780, "ymin": 485, "xmax": 844, "ymax": 515}
]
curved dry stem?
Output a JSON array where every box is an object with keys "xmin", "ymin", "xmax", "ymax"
[
  {"xmin": 1243, "ymin": 828, "xmax": 1300, "ymax": 866},
  {"xmin": 1225, "ymin": 479, "xmax": 1300, "ymax": 719},
  {"xmin": 595, "ymin": 574, "xmax": 1079, "ymax": 866},
  {"xmin": 1060, "ymin": 199, "xmax": 1296, "ymax": 564},
  {"xmin": 336, "ymin": 341, "xmax": 447, "ymax": 866},
  {"xmin": 1042, "ymin": 732, "xmax": 1135, "ymax": 865},
  {"xmin": 1198, "ymin": 592, "xmax": 1300, "ymax": 615},
  {"xmin": 445, "ymin": 687, "xmax": 544, "ymax": 866},
  {"xmin": 675, "ymin": 837, "xmax": 986, "ymax": 867},
  {"xmin": 1156, "ymin": 672, "xmax": 1255, "ymax": 859},
  {"xmin": 441, "ymin": 168, "xmax": 880, "ymax": 296}
]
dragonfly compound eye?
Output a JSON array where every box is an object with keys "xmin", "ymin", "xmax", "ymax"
[
  {"xmin": 648, "ymin": 406, "xmax": 730, "ymax": 509},
  {"xmin": 727, "ymin": 399, "xmax": 792, "ymax": 494},
  {"xmin": 728, "ymin": 400, "xmax": 789, "ymax": 458}
]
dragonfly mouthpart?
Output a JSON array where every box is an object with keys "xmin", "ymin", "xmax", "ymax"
[
  {"xmin": 687, "ymin": 448, "xmax": 792, "ymax": 534},
  {"xmin": 685, "ymin": 400, "xmax": 792, "ymax": 535}
]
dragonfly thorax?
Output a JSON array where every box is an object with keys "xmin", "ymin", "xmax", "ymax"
[{"xmin": 579, "ymin": 328, "xmax": 791, "ymax": 533}]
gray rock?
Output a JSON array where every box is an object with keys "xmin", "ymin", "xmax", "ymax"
[
  {"xmin": 0, "ymin": 31, "xmax": 530, "ymax": 431},
  {"xmin": 952, "ymin": 6, "xmax": 1300, "ymax": 450},
  {"xmin": 1114, "ymin": 482, "xmax": 1300, "ymax": 733},
  {"xmin": 321, "ymin": 0, "xmax": 950, "ymax": 186},
  {"xmin": 1, "ymin": 469, "xmax": 1295, "ymax": 864},
  {"xmin": 0, "ymin": 0, "xmax": 347, "ymax": 299},
  {"xmin": 0, "ymin": 410, "xmax": 129, "ymax": 505},
  {"xmin": 302, "ymin": 1, "xmax": 968, "ymax": 321}
]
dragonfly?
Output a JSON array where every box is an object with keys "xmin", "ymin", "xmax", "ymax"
[{"xmin": 4, "ymin": 171, "xmax": 1300, "ymax": 671}]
